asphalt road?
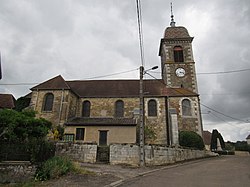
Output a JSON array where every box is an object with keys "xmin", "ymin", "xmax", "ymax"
[{"xmin": 119, "ymin": 156, "xmax": 250, "ymax": 187}]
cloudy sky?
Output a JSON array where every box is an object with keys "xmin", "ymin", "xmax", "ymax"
[{"xmin": 0, "ymin": 0, "xmax": 249, "ymax": 142}]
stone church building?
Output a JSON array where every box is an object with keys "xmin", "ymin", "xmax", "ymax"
[{"xmin": 29, "ymin": 16, "xmax": 203, "ymax": 146}]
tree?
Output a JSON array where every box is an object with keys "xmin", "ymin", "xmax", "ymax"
[
  {"xmin": 0, "ymin": 109, "xmax": 51, "ymax": 142},
  {"xmin": 179, "ymin": 131, "xmax": 205, "ymax": 150},
  {"xmin": 15, "ymin": 96, "xmax": 31, "ymax": 112},
  {"xmin": 0, "ymin": 109, "xmax": 54, "ymax": 162},
  {"xmin": 210, "ymin": 129, "xmax": 225, "ymax": 151}
]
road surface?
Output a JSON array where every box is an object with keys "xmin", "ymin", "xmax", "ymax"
[{"xmin": 120, "ymin": 156, "xmax": 250, "ymax": 187}]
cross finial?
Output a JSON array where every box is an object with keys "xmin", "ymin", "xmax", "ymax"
[{"xmin": 170, "ymin": 2, "xmax": 176, "ymax": 27}]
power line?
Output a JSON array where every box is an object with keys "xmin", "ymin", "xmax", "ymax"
[
  {"xmin": 0, "ymin": 68, "xmax": 139, "ymax": 86},
  {"xmin": 200, "ymin": 92, "xmax": 250, "ymax": 96},
  {"xmin": 83, "ymin": 68, "xmax": 138, "ymax": 80},
  {"xmin": 150, "ymin": 68, "xmax": 250, "ymax": 75},
  {"xmin": 197, "ymin": 68, "xmax": 250, "ymax": 75},
  {"xmin": 145, "ymin": 71, "xmax": 249, "ymax": 124},
  {"xmin": 206, "ymin": 111, "xmax": 243, "ymax": 129},
  {"xmin": 136, "ymin": 0, "xmax": 145, "ymax": 67}
]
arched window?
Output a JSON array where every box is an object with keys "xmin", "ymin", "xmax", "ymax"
[
  {"xmin": 82, "ymin": 100, "xmax": 91, "ymax": 117},
  {"xmin": 43, "ymin": 93, "xmax": 54, "ymax": 111},
  {"xmin": 148, "ymin": 99, "xmax": 157, "ymax": 116},
  {"xmin": 115, "ymin": 100, "xmax": 124, "ymax": 117},
  {"xmin": 182, "ymin": 99, "xmax": 192, "ymax": 116},
  {"xmin": 174, "ymin": 46, "xmax": 184, "ymax": 62}
]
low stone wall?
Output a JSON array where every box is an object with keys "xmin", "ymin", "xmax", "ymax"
[
  {"xmin": 0, "ymin": 161, "xmax": 36, "ymax": 183},
  {"xmin": 110, "ymin": 144, "xmax": 207, "ymax": 166},
  {"xmin": 56, "ymin": 142, "xmax": 97, "ymax": 163},
  {"xmin": 110, "ymin": 144, "xmax": 139, "ymax": 165}
]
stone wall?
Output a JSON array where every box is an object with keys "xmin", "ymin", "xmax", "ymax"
[
  {"xmin": 0, "ymin": 161, "xmax": 36, "ymax": 183},
  {"xmin": 110, "ymin": 144, "xmax": 206, "ymax": 166},
  {"xmin": 56, "ymin": 142, "xmax": 97, "ymax": 163},
  {"xmin": 110, "ymin": 144, "xmax": 139, "ymax": 165}
]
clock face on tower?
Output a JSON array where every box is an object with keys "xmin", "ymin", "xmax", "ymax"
[{"xmin": 175, "ymin": 68, "xmax": 186, "ymax": 77}]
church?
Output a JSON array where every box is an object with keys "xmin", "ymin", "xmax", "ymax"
[{"xmin": 29, "ymin": 14, "xmax": 203, "ymax": 146}]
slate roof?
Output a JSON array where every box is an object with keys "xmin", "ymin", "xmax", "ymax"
[
  {"xmin": 246, "ymin": 134, "xmax": 250, "ymax": 139},
  {"xmin": 65, "ymin": 117, "xmax": 137, "ymax": 126},
  {"xmin": 0, "ymin": 94, "xmax": 16, "ymax": 109},
  {"xmin": 31, "ymin": 75, "xmax": 198, "ymax": 98}
]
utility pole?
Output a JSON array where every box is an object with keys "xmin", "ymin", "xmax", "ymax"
[{"xmin": 139, "ymin": 66, "xmax": 145, "ymax": 166}]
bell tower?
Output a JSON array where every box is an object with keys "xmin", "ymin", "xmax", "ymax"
[{"xmin": 159, "ymin": 6, "xmax": 198, "ymax": 93}]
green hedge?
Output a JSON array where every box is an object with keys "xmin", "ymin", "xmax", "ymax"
[{"xmin": 179, "ymin": 131, "xmax": 205, "ymax": 150}]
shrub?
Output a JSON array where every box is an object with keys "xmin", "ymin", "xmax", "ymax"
[
  {"xmin": 28, "ymin": 139, "xmax": 55, "ymax": 163},
  {"xmin": 35, "ymin": 156, "xmax": 73, "ymax": 181},
  {"xmin": 179, "ymin": 131, "xmax": 205, "ymax": 150}
]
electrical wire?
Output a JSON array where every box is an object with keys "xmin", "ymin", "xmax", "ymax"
[
  {"xmin": 207, "ymin": 111, "xmax": 243, "ymax": 129},
  {"xmin": 197, "ymin": 68, "xmax": 250, "ymax": 75},
  {"xmin": 0, "ymin": 68, "xmax": 139, "ymax": 86},
  {"xmin": 145, "ymin": 71, "xmax": 249, "ymax": 124},
  {"xmin": 135, "ymin": 0, "xmax": 145, "ymax": 67},
  {"xmin": 150, "ymin": 68, "xmax": 250, "ymax": 75}
]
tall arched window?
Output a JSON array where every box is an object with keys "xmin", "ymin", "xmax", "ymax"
[
  {"xmin": 148, "ymin": 99, "xmax": 157, "ymax": 116},
  {"xmin": 115, "ymin": 100, "xmax": 124, "ymax": 117},
  {"xmin": 82, "ymin": 100, "xmax": 91, "ymax": 117},
  {"xmin": 43, "ymin": 93, "xmax": 54, "ymax": 111},
  {"xmin": 182, "ymin": 99, "xmax": 192, "ymax": 116},
  {"xmin": 174, "ymin": 46, "xmax": 184, "ymax": 62}
]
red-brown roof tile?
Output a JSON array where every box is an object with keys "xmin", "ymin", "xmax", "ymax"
[
  {"xmin": 0, "ymin": 94, "xmax": 16, "ymax": 109},
  {"xmin": 66, "ymin": 79, "xmax": 198, "ymax": 98},
  {"xmin": 164, "ymin": 26, "xmax": 191, "ymax": 39},
  {"xmin": 31, "ymin": 75, "xmax": 198, "ymax": 98},
  {"xmin": 31, "ymin": 75, "xmax": 70, "ymax": 90}
]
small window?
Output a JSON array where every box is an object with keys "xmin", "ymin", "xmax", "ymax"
[
  {"xmin": 148, "ymin": 99, "xmax": 157, "ymax": 116},
  {"xmin": 182, "ymin": 99, "xmax": 192, "ymax": 116},
  {"xmin": 82, "ymin": 100, "xmax": 91, "ymax": 117},
  {"xmin": 174, "ymin": 46, "xmax": 184, "ymax": 62},
  {"xmin": 76, "ymin": 128, "xmax": 85, "ymax": 140},
  {"xmin": 64, "ymin": 134, "xmax": 74, "ymax": 142},
  {"xmin": 43, "ymin": 93, "xmax": 54, "ymax": 111},
  {"xmin": 115, "ymin": 100, "xmax": 124, "ymax": 117}
]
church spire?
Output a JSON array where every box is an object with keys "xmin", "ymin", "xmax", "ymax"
[{"xmin": 170, "ymin": 2, "xmax": 176, "ymax": 27}]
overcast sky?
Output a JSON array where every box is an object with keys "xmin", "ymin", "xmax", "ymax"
[{"xmin": 0, "ymin": 0, "xmax": 249, "ymax": 142}]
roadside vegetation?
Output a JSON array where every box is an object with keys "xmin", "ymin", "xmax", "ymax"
[
  {"xmin": 179, "ymin": 131, "xmax": 205, "ymax": 150},
  {"xmin": 0, "ymin": 109, "xmax": 94, "ymax": 186},
  {"xmin": 0, "ymin": 109, "xmax": 54, "ymax": 162},
  {"xmin": 35, "ymin": 156, "xmax": 95, "ymax": 181}
]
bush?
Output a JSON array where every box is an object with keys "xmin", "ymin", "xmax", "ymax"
[
  {"xmin": 35, "ymin": 156, "xmax": 73, "ymax": 181},
  {"xmin": 28, "ymin": 139, "xmax": 55, "ymax": 163},
  {"xmin": 179, "ymin": 131, "xmax": 205, "ymax": 150}
]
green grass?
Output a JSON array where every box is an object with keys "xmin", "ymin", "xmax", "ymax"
[{"xmin": 35, "ymin": 156, "xmax": 74, "ymax": 181}]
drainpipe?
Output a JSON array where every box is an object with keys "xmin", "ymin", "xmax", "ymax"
[
  {"xmin": 165, "ymin": 96, "xmax": 170, "ymax": 145},
  {"xmin": 58, "ymin": 89, "xmax": 64, "ymax": 126}
]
